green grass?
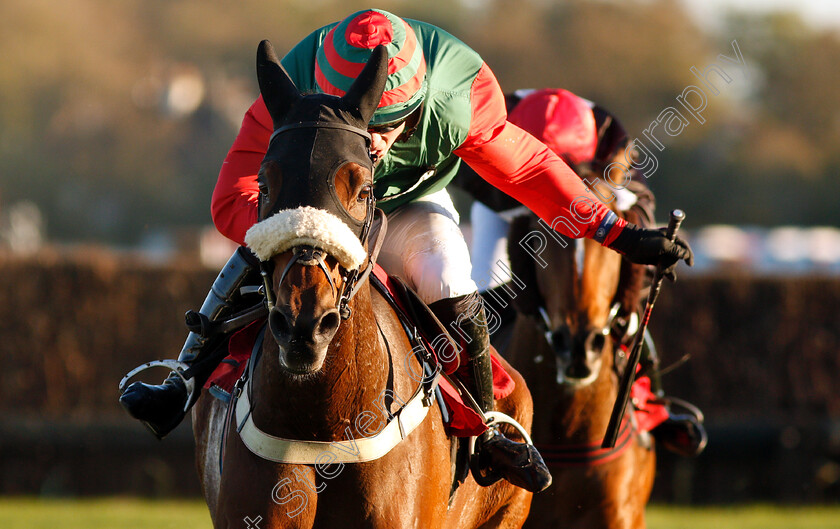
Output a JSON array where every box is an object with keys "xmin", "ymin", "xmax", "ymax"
[
  {"xmin": 647, "ymin": 504, "xmax": 840, "ymax": 529},
  {"xmin": 0, "ymin": 498, "xmax": 211, "ymax": 529},
  {"xmin": 0, "ymin": 498, "xmax": 838, "ymax": 528}
]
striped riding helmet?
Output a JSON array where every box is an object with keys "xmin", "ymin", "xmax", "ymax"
[
  {"xmin": 508, "ymin": 88, "xmax": 597, "ymax": 166},
  {"xmin": 315, "ymin": 9, "xmax": 427, "ymax": 126}
]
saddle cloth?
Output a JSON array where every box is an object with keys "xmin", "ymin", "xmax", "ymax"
[
  {"xmin": 205, "ymin": 264, "xmax": 514, "ymax": 437},
  {"xmin": 629, "ymin": 370, "xmax": 669, "ymax": 432}
]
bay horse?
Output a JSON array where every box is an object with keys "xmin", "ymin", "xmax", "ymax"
[
  {"xmin": 192, "ymin": 41, "xmax": 535, "ymax": 528},
  {"xmin": 502, "ymin": 202, "xmax": 655, "ymax": 529}
]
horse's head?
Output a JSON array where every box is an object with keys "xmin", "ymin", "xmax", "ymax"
[
  {"xmin": 244, "ymin": 40, "xmax": 387, "ymax": 375},
  {"xmin": 510, "ymin": 190, "xmax": 622, "ymax": 387}
]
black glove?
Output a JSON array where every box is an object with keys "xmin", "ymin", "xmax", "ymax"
[{"xmin": 607, "ymin": 223, "xmax": 694, "ymax": 281}]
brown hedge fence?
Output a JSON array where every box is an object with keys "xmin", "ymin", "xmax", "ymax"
[
  {"xmin": 0, "ymin": 249, "xmax": 215, "ymax": 497},
  {"xmin": 0, "ymin": 250, "xmax": 838, "ymax": 502}
]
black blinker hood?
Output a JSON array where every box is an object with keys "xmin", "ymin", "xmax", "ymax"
[
  {"xmin": 262, "ymin": 100, "xmax": 373, "ymax": 235},
  {"xmin": 255, "ymin": 40, "xmax": 388, "ymax": 239}
]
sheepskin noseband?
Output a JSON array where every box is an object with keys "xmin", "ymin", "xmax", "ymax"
[{"xmin": 245, "ymin": 206, "xmax": 367, "ymax": 270}]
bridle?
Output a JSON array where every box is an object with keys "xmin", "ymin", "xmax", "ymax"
[
  {"xmin": 535, "ymin": 303, "xmax": 619, "ymax": 385},
  {"xmin": 258, "ymin": 119, "xmax": 385, "ymax": 322},
  {"xmin": 262, "ymin": 200, "xmax": 383, "ymax": 321}
]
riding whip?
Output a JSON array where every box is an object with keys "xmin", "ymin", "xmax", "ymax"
[{"xmin": 602, "ymin": 209, "xmax": 685, "ymax": 449}]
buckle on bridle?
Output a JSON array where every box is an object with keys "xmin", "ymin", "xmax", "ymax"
[
  {"xmin": 338, "ymin": 194, "xmax": 377, "ymax": 320},
  {"xmin": 338, "ymin": 273, "xmax": 356, "ymax": 319}
]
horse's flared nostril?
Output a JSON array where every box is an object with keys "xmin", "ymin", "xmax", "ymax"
[
  {"xmin": 588, "ymin": 332, "xmax": 606, "ymax": 353},
  {"xmin": 316, "ymin": 309, "xmax": 341, "ymax": 338},
  {"xmin": 269, "ymin": 307, "xmax": 292, "ymax": 341}
]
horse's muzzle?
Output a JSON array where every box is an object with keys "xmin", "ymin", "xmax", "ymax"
[
  {"xmin": 269, "ymin": 306, "xmax": 341, "ymax": 374},
  {"xmin": 557, "ymin": 328, "xmax": 607, "ymax": 386}
]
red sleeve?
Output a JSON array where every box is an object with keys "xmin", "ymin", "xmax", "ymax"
[
  {"xmin": 453, "ymin": 64, "xmax": 625, "ymax": 245},
  {"xmin": 211, "ymin": 96, "xmax": 273, "ymax": 246}
]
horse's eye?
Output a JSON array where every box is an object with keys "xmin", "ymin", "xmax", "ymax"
[
  {"xmin": 357, "ymin": 185, "xmax": 372, "ymax": 202},
  {"xmin": 551, "ymin": 330, "xmax": 568, "ymax": 351}
]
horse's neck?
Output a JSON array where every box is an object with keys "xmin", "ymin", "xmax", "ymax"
[{"xmin": 252, "ymin": 286, "xmax": 390, "ymax": 441}]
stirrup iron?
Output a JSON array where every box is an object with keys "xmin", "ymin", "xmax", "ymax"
[
  {"xmin": 467, "ymin": 411, "xmax": 534, "ymax": 457},
  {"xmin": 118, "ymin": 360, "xmax": 197, "ymax": 413}
]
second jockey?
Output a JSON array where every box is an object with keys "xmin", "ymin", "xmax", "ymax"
[{"xmin": 461, "ymin": 88, "xmax": 707, "ymax": 457}]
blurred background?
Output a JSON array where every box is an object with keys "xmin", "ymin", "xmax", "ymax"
[{"xmin": 0, "ymin": 0, "xmax": 838, "ymax": 523}]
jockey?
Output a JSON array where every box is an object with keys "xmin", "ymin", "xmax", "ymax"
[
  {"xmin": 120, "ymin": 9, "xmax": 693, "ymax": 492},
  {"xmin": 461, "ymin": 88, "xmax": 707, "ymax": 457}
]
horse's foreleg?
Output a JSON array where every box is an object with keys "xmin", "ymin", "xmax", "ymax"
[{"xmin": 192, "ymin": 396, "xmax": 227, "ymax": 524}]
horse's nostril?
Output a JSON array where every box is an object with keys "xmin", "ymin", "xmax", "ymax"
[
  {"xmin": 317, "ymin": 310, "xmax": 341, "ymax": 336},
  {"xmin": 590, "ymin": 333, "xmax": 606, "ymax": 352},
  {"xmin": 566, "ymin": 363, "xmax": 591, "ymax": 379},
  {"xmin": 550, "ymin": 330, "xmax": 567, "ymax": 351},
  {"xmin": 269, "ymin": 308, "xmax": 291, "ymax": 337}
]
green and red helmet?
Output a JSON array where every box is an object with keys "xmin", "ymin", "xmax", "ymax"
[{"xmin": 315, "ymin": 9, "xmax": 427, "ymax": 126}]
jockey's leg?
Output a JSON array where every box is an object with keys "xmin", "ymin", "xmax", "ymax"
[
  {"xmin": 469, "ymin": 200, "xmax": 515, "ymax": 292},
  {"xmin": 120, "ymin": 247, "xmax": 261, "ymax": 439},
  {"xmin": 469, "ymin": 201, "xmax": 527, "ymax": 334},
  {"xmin": 428, "ymin": 293, "xmax": 551, "ymax": 492},
  {"xmin": 639, "ymin": 328, "xmax": 708, "ymax": 457},
  {"xmin": 378, "ymin": 190, "xmax": 551, "ymax": 493}
]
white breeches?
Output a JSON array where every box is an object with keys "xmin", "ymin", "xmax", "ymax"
[
  {"xmin": 377, "ymin": 189, "xmax": 478, "ymax": 304},
  {"xmin": 469, "ymin": 201, "xmax": 528, "ymax": 292}
]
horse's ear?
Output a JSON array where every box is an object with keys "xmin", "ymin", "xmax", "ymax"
[
  {"xmin": 342, "ymin": 45, "xmax": 388, "ymax": 124},
  {"xmin": 256, "ymin": 40, "xmax": 301, "ymax": 128}
]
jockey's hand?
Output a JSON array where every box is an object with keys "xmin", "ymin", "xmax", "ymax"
[{"xmin": 607, "ymin": 223, "xmax": 693, "ymax": 281}]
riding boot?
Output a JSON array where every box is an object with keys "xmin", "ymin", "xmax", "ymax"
[
  {"xmin": 477, "ymin": 283, "xmax": 518, "ymax": 339},
  {"xmin": 429, "ymin": 292, "xmax": 552, "ymax": 493},
  {"xmin": 638, "ymin": 328, "xmax": 708, "ymax": 457},
  {"xmin": 120, "ymin": 247, "xmax": 261, "ymax": 439}
]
